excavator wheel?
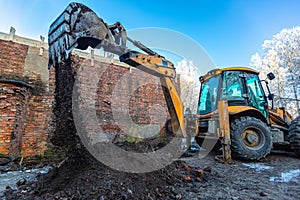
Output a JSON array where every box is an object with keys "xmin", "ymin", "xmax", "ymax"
[
  {"xmin": 288, "ymin": 116, "xmax": 300, "ymax": 156},
  {"xmin": 230, "ymin": 116, "xmax": 272, "ymax": 160}
]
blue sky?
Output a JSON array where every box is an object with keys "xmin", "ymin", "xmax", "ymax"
[{"xmin": 0, "ymin": 0, "xmax": 300, "ymax": 67}]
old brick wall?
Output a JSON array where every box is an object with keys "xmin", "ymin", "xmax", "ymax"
[
  {"xmin": 0, "ymin": 84, "xmax": 30, "ymax": 155},
  {"xmin": 0, "ymin": 40, "xmax": 28, "ymax": 77},
  {"xmin": 0, "ymin": 31, "xmax": 180, "ymax": 157},
  {"xmin": 77, "ymin": 57, "xmax": 170, "ymax": 134},
  {"xmin": 52, "ymin": 55, "xmax": 174, "ymax": 153},
  {"xmin": 0, "ymin": 39, "xmax": 31, "ymax": 156},
  {"xmin": 0, "ymin": 37, "xmax": 55, "ymax": 157}
]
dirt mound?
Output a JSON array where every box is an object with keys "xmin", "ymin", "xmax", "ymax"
[{"xmin": 4, "ymin": 154, "xmax": 187, "ymax": 199}]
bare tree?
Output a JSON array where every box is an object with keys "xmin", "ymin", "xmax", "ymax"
[
  {"xmin": 251, "ymin": 27, "xmax": 300, "ymax": 117},
  {"xmin": 176, "ymin": 59, "xmax": 200, "ymax": 114}
]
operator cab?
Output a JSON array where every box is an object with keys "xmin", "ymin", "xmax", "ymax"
[{"xmin": 198, "ymin": 67, "xmax": 268, "ymax": 117}]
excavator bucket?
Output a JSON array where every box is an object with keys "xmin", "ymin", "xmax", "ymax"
[{"xmin": 48, "ymin": 2, "xmax": 124, "ymax": 68}]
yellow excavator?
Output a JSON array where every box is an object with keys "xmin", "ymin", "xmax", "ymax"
[
  {"xmin": 48, "ymin": 2, "xmax": 300, "ymax": 161},
  {"xmin": 196, "ymin": 67, "xmax": 299, "ymax": 160}
]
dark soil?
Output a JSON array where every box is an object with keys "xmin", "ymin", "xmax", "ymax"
[
  {"xmin": 3, "ymin": 149, "xmax": 300, "ymax": 200},
  {"xmin": 4, "ymin": 153, "xmax": 185, "ymax": 200}
]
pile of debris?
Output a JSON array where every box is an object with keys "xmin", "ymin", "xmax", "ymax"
[{"xmin": 3, "ymin": 154, "xmax": 214, "ymax": 199}]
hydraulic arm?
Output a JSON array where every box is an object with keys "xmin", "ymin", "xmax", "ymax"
[{"xmin": 48, "ymin": 2, "xmax": 186, "ymax": 137}]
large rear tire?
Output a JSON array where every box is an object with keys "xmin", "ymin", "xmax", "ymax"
[
  {"xmin": 288, "ymin": 116, "xmax": 300, "ymax": 156},
  {"xmin": 230, "ymin": 117, "xmax": 272, "ymax": 160}
]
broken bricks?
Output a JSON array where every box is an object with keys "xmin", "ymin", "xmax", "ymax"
[{"xmin": 181, "ymin": 161, "xmax": 212, "ymax": 181}]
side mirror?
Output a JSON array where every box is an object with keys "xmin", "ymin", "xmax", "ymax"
[
  {"xmin": 268, "ymin": 93, "xmax": 274, "ymax": 100},
  {"xmin": 267, "ymin": 72, "xmax": 275, "ymax": 80}
]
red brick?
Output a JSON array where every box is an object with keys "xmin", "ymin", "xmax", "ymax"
[{"xmin": 0, "ymin": 38, "xmax": 180, "ymax": 158}]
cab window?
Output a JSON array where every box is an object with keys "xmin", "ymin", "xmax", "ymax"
[
  {"xmin": 198, "ymin": 76, "xmax": 220, "ymax": 114},
  {"xmin": 222, "ymin": 71, "xmax": 244, "ymax": 101}
]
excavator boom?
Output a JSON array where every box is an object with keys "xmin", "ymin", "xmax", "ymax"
[{"xmin": 48, "ymin": 2, "xmax": 186, "ymax": 138}]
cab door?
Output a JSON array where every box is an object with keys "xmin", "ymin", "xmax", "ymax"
[{"xmin": 244, "ymin": 72, "xmax": 268, "ymax": 117}]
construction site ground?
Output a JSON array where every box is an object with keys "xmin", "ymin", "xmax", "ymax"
[{"xmin": 1, "ymin": 147, "xmax": 300, "ymax": 200}]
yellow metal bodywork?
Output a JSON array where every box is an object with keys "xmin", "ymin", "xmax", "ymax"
[
  {"xmin": 218, "ymin": 100, "xmax": 232, "ymax": 161},
  {"xmin": 227, "ymin": 106, "xmax": 260, "ymax": 114},
  {"xmin": 200, "ymin": 67, "xmax": 259, "ymax": 83},
  {"xmin": 197, "ymin": 105, "xmax": 265, "ymax": 125},
  {"xmin": 228, "ymin": 106, "xmax": 265, "ymax": 119},
  {"xmin": 129, "ymin": 53, "xmax": 176, "ymax": 78},
  {"xmin": 160, "ymin": 77, "xmax": 186, "ymax": 137},
  {"xmin": 268, "ymin": 107, "xmax": 294, "ymax": 127},
  {"xmin": 228, "ymin": 105, "xmax": 293, "ymax": 127}
]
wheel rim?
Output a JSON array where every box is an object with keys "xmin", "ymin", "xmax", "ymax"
[{"xmin": 241, "ymin": 127, "xmax": 265, "ymax": 150}]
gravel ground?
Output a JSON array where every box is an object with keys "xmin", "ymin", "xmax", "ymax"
[{"xmin": 177, "ymin": 150, "xmax": 300, "ymax": 199}]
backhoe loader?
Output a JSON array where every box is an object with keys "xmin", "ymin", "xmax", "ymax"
[
  {"xmin": 48, "ymin": 2, "xmax": 300, "ymax": 161},
  {"xmin": 196, "ymin": 67, "xmax": 300, "ymax": 160}
]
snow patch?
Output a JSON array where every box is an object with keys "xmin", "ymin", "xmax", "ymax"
[
  {"xmin": 270, "ymin": 169, "xmax": 300, "ymax": 183},
  {"xmin": 0, "ymin": 166, "xmax": 53, "ymax": 193},
  {"xmin": 242, "ymin": 163, "xmax": 273, "ymax": 171}
]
